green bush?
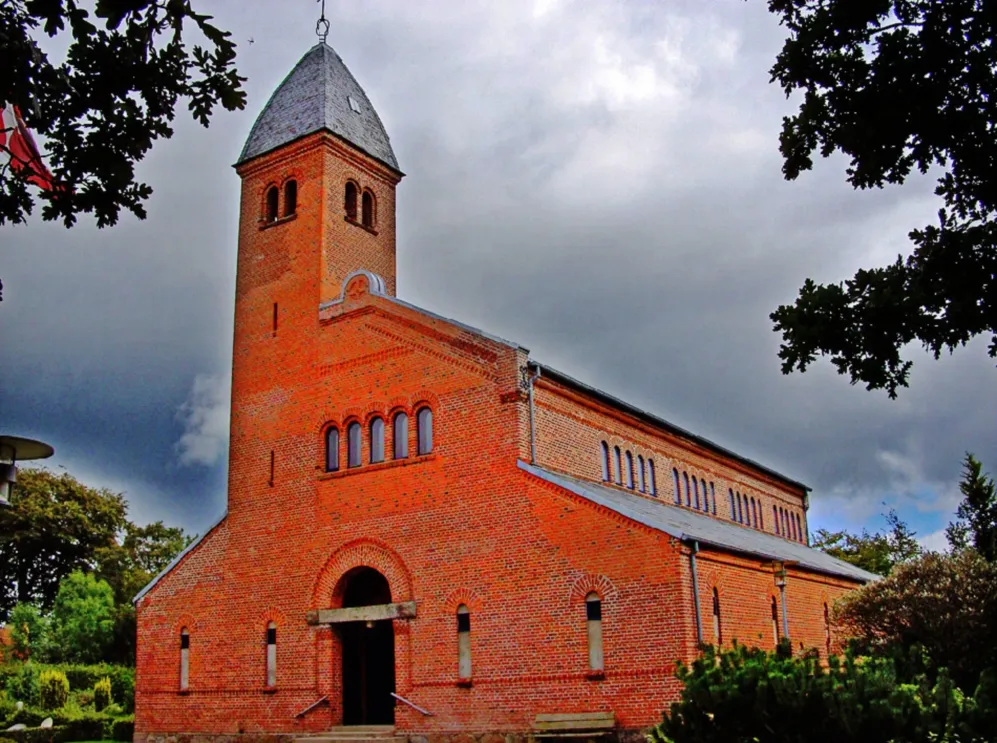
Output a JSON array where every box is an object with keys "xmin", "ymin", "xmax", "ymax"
[
  {"xmin": 0, "ymin": 728, "xmax": 65, "ymax": 743},
  {"xmin": 93, "ymin": 677, "xmax": 111, "ymax": 712},
  {"xmin": 3, "ymin": 705, "xmax": 47, "ymax": 728},
  {"xmin": 1, "ymin": 665, "xmax": 40, "ymax": 706},
  {"xmin": 109, "ymin": 716, "xmax": 134, "ymax": 741},
  {"xmin": 37, "ymin": 671, "xmax": 68, "ymax": 711},
  {"xmin": 648, "ymin": 643, "xmax": 993, "ymax": 743},
  {"xmin": 0, "ymin": 664, "xmax": 134, "ymax": 713}
]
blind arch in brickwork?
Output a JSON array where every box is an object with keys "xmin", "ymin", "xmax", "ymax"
[{"xmin": 567, "ymin": 573, "xmax": 620, "ymax": 606}]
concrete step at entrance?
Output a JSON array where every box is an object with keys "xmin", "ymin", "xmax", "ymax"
[{"xmin": 296, "ymin": 726, "xmax": 405, "ymax": 743}]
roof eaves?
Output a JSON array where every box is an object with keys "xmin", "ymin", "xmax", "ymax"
[
  {"xmin": 532, "ymin": 362, "xmax": 810, "ymax": 493},
  {"xmin": 132, "ymin": 510, "xmax": 228, "ymax": 605}
]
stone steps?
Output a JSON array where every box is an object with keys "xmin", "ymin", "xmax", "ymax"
[{"xmin": 296, "ymin": 726, "xmax": 405, "ymax": 743}]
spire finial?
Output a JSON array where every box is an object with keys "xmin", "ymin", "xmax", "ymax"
[{"xmin": 316, "ymin": 0, "xmax": 330, "ymax": 43}]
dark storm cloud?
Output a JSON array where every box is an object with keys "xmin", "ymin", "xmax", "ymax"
[{"xmin": 2, "ymin": 0, "xmax": 993, "ymax": 540}]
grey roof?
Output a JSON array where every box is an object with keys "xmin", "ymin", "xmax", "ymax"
[
  {"xmin": 132, "ymin": 511, "xmax": 228, "ymax": 604},
  {"xmin": 319, "ymin": 269, "xmax": 524, "ymax": 350},
  {"xmin": 534, "ymin": 363, "xmax": 810, "ymax": 493},
  {"xmin": 238, "ymin": 43, "xmax": 399, "ymax": 170},
  {"xmin": 519, "ymin": 461, "xmax": 878, "ymax": 583}
]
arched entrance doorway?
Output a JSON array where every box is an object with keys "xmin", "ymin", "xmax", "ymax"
[{"xmin": 338, "ymin": 567, "xmax": 396, "ymax": 725}]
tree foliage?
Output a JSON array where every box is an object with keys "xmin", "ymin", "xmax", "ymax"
[
  {"xmin": 0, "ymin": 468, "xmax": 127, "ymax": 617},
  {"xmin": 648, "ymin": 642, "xmax": 993, "ymax": 743},
  {"xmin": 0, "ymin": 0, "xmax": 245, "ymax": 228},
  {"xmin": 812, "ymin": 508, "xmax": 921, "ymax": 575},
  {"xmin": 4, "ymin": 602, "xmax": 48, "ymax": 662},
  {"xmin": 49, "ymin": 571, "xmax": 116, "ymax": 665},
  {"xmin": 946, "ymin": 453, "xmax": 997, "ymax": 562},
  {"xmin": 835, "ymin": 550, "xmax": 997, "ymax": 692},
  {"xmin": 767, "ymin": 0, "xmax": 997, "ymax": 396}
]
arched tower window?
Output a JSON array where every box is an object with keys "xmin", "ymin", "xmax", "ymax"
[
  {"xmin": 362, "ymin": 190, "xmax": 375, "ymax": 228},
  {"xmin": 648, "ymin": 459, "xmax": 656, "ymax": 496},
  {"xmin": 325, "ymin": 426, "xmax": 340, "ymax": 472},
  {"xmin": 797, "ymin": 513, "xmax": 804, "ymax": 543},
  {"xmin": 774, "ymin": 505, "xmax": 780, "ymax": 534},
  {"xmin": 759, "ymin": 502, "xmax": 764, "ymax": 530},
  {"xmin": 625, "ymin": 451, "xmax": 634, "ymax": 489},
  {"xmin": 347, "ymin": 422, "xmax": 362, "ymax": 468},
  {"xmin": 637, "ymin": 455, "xmax": 645, "ymax": 492},
  {"xmin": 393, "ymin": 412, "xmax": 409, "ymax": 459},
  {"xmin": 737, "ymin": 494, "xmax": 744, "ymax": 523},
  {"xmin": 729, "ymin": 489, "xmax": 736, "ymax": 520},
  {"xmin": 417, "ymin": 407, "xmax": 433, "ymax": 455},
  {"xmin": 712, "ymin": 588, "xmax": 722, "ymax": 644},
  {"xmin": 265, "ymin": 186, "xmax": 279, "ymax": 223},
  {"xmin": 345, "ymin": 181, "xmax": 358, "ymax": 220},
  {"xmin": 180, "ymin": 628, "xmax": 190, "ymax": 690},
  {"xmin": 585, "ymin": 592, "xmax": 604, "ymax": 673},
  {"xmin": 457, "ymin": 605, "xmax": 471, "ymax": 680},
  {"xmin": 751, "ymin": 498, "xmax": 758, "ymax": 527},
  {"xmin": 265, "ymin": 622, "xmax": 277, "ymax": 688},
  {"xmin": 673, "ymin": 469, "xmax": 681, "ymax": 504},
  {"xmin": 600, "ymin": 442, "xmax": 610, "ymax": 481},
  {"xmin": 369, "ymin": 417, "xmax": 385, "ymax": 464},
  {"xmin": 710, "ymin": 483, "xmax": 717, "ymax": 515},
  {"xmin": 683, "ymin": 472, "xmax": 691, "ymax": 507},
  {"xmin": 692, "ymin": 476, "xmax": 700, "ymax": 510},
  {"xmin": 613, "ymin": 447, "xmax": 622, "ymax": 484},
  {"xmin": 283, "ymin": 179, "xmax": 297, "ymax": 217}
]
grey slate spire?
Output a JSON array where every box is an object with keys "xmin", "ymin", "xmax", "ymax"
[{"xmin": 238, "ymin": 43, "xmax": 399, "ymax": 170}]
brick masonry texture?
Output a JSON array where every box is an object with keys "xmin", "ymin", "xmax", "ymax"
[{"xmin": 135, "ymin": 82, "xmax": 863, "ymax": 743}]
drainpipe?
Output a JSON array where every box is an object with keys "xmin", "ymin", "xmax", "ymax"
[
  {"xmin": 688, "ymin": 541, "xmax": 703, "ymax": 646},
  {"xmin": 527, "ymin": 365, "xmax": 542, "ymax": 465},
  {"xmin": 775, "ymin": 563, "xmax": 790, "ymax": 641}
]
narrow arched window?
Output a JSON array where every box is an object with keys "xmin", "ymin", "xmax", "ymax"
[
  {"xmin": 692, "ymin": 476, "xmax": 700, "ymax": 510},
  {"xmin": 648, "ymin": 459, "xmax": 656, "ymax": 496},
  {"xmin": 673, "ymin": 469, "xmax": 681, "ymax": 504},
  {"xmin": 798, "ymin": 513, "xmax": 805, "ymax": 543},
  {"xmin": 265, "ymin": 622, "xmax": 277, "ymax": 688},
  {"xmin": 824, "ymin": 603, "xmax": 831, "ymax": 658},
  {"xmin": 585, "ymin": 592, "xmax": 604, "ymax": 673},
  {"xmin": 265, "ymin": 186, "xmax": 279, "ymax": 223},
  {"xmin": 345, "ymin": 181, "xmax": 358, "ymax": 220},
  {"xmin": 710, "ymin": 483, "xmax": 717, "ymax": 515},
  {"xmin": 737, "ymin": 494, "xmax": 744, "ymax": 523},
  {"xmin": 625, "ymin": 451, "xmax": 634, "ymax": 489},
  {"xmin": 759, "ymin": 502, "xmax": 765, "ymax": 530},
  {"xmin": 613, "ymin": 447, "xmax": 622, "ymax": 484},
  {"xmin": 683, "ymin": 472, "xmax": 691, "ymax": 507},
  {"xmin": 774, "ymin": 505, "xmax": 780, "ymax": 534},
  {"xmin": 783, "ymin": 509, "xmax": 789, "ymax": 538},
  {"xmin": 637, "ymin": 455, "xmax": 645, "ymax": 492},
  {"xmin": 712, "ymin": 588, "xmax": 722, "ymax": 645},
  {"xmin": 325, "ymin": 427, "xmax": 340, "ymax": 472},
  {"xmin": 729, "ymin": 489, "xmax": 736, "ymax": 520},
  {"xmin": 771, "ymin": 597, "xmax": 779, "ymax": 644},
  {"xmin": 283, "ymin": 180, "xmax": 297, "ymax": 217},
  {"xmin": 369, "ymin": 417, "xmax": 385, "ymax": 464},
  {"xmin": 361, "ymin": 190, "xmax": 375, "ymax": 228},
  {"xmin": 457, "ymin": 605, "xmax": 471, "ymax": 680},
  {"xmin": 393, "ymin": 412, "xmax": 409, "ymax": 459},
  {"xmin": 600, "ymin": 441, "xmax": 610, "ymax": 481},
  {"xmin": 347, "ymin": 422, "xmax": 362, "ymax": 467},
  {"xmin": 180, "ymin": 628, "xmax": 190, "ymax": 690},
  {"xmin": 751, "ymin": 498, "xmax": 758, "ymax": 527},
  {"xmin": 417, "ymin": 407, "xmax": 433, "ymax": 455}
]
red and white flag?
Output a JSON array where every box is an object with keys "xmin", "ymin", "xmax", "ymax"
[{"xmin": 0, "ymin": 103, "xmax": 54, "ymax": 190}]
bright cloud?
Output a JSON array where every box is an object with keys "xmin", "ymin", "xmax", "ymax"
[{"xmin": 174, "ymin": 374, "xmax": 231, "ymax": 468}]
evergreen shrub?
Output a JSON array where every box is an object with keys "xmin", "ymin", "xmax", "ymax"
[
  {"xmin": 93, "ymin": 677, "xmax": 112, "ymax": 711},
  {"xmin": 37, "ymin": 670, "xmax": 68, "ymax": 710}
]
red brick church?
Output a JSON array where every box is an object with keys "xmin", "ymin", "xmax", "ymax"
[{"xmin": 133, "ymin": 39, "xmax": 874, "ymax": 743}]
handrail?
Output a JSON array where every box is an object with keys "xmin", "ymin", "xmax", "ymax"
[
  {"xmin": 294, "ymin": 695, "xmax": 329, "ymax": 718},
  {"xmin": 391, "ymin": 692, "xmax": 433, "ymax": 716}
]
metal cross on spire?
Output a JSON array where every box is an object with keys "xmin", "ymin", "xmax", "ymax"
[{"xmin": 316, "ymin": 0, "xmax": 330, "ymax": 43}]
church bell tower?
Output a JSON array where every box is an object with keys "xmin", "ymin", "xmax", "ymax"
[{"xmin": 227, "ymin": 41, "xmax": 403, "ymax": 513}]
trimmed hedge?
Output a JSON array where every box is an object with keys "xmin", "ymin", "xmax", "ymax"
[
  {"xmin": 0, "ymin": 715, "xmax": 134, "ymax": 743},
  {"xmin": 110, "ymin": 717, "xmax": 134, "ymax": 741},
  {"xmin": 0, "ymin": 727, "xmax": 65, "ymax": 743},
  {"xmin": 0, "ymin": 664, "xmax": 134, "ymax": 713}
]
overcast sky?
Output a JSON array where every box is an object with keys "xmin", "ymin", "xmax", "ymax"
[{"xmin": 2, "ymin": 0, "xmax": 994, "ymax": 550}]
